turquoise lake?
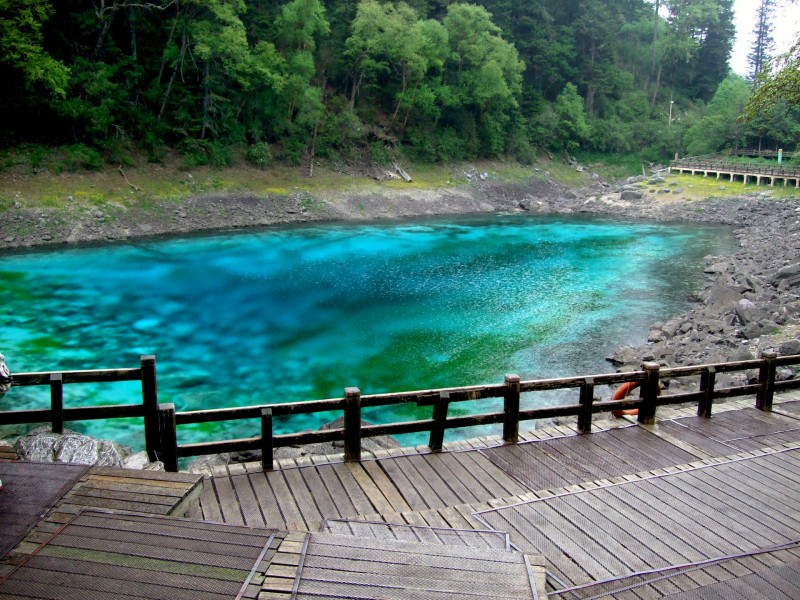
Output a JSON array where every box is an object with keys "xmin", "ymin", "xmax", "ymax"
[{"xmin": 0, "ymin": 214, "xmax": 735, "ymax": 450}]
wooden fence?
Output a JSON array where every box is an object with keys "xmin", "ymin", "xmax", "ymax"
[
  {"xmin": 0, "ymin": 355, "xmax": 160, "ymax": 461},
  {"xmin": 2, "ymin": 353, "xmax": 799, "ymax": 472}
]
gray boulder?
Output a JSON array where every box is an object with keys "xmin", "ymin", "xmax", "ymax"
[
  {"xmin": 620, "ymin": 190, "xmax": 643, "ymax": 201},
  {"xmin": 772, "ymin": 263, "xmax": 800, "ymax": 287},
  {"xmin": 778, "ymin": 339, "xmax": 800, "ymax": 356},
  {"xmin": 607, "ymin": 346, "xmax": 640, "ymax": 366},
  {"xmin": 15, "ymin": 427, "xmax": 127, "ymax": 467},
  {"xmin": 734, "ymin": 299, "xmax": 768, "ymax": 325},
  {"xmin": 741, "ymin": 321, "xmax": 773, "ymax": 340}
]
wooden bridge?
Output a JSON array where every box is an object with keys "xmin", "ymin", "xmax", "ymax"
[
  {"xmin": 2, "ymin": 355, "xmax": 800, "ymax": 598},
  {"xmin": 669, "ymin": 158, "xmax": 800, "ymax": 187}
]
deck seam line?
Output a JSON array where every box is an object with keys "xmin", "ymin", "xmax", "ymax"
[
  {"xmin": 548, "ymin": 538, "xmax": 800, "ymax": 598},
  {"xmin": 235, "ymin": 531, "xmax": 277, "ymax": 600},
  {"xmin": 473, "ymin": 442, "xmax": 800, "ymax": 515}
]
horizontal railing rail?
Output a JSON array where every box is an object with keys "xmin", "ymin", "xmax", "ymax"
[
  {"xmin": 0, "ymin": 355, "xmax": 160, "ymax": 461},
  {"xmin": 3, "ymin": 352, "xmax": 799, "ymax": 472},
  {"xmin": 722, "ymin": 149, "xmax": 795, "ymax": 159},
  {"xmin": 670, "ymin": 159, "xmax": 800, "ymax": 177}
]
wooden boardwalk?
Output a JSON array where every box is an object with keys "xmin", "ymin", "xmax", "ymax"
[
  {"xmin": 669, "ymin": 159, "xmax": 800, "ymax": 187},
  {"xmin": 194, "ymin": 393, "xmax": 800, "ymax": 598},
  {"xmin": 2, "ymin": 392, "xmax": 800, "ymax": 598}
]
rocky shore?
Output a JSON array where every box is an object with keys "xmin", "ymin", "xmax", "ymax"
[{"xmin": 2, "ymin": 166, "xmax": 799, "ymax": 467}]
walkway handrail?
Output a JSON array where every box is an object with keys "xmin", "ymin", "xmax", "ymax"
[
  {"xmin": 723, "ymin": 149, "xmax": 795, "ymax": 159},
  {"xmin": 0, "ymin": 355, "xmax": 160, "ymax": 461},
  {"xmin": 164, "ymin": 352, "xmax": 798, "ymax": 472},
  {"xmin": 670, "ymin": 158, "xmax": 800, "ymax": 177},
  {"xmin": 2, "ymin": 353, "xmax": 799, "ymax": 472}
]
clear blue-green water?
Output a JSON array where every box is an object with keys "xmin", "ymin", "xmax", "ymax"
[{"xmin": 0, "ymin": 214, "xmax": 735, "ymax": 450}]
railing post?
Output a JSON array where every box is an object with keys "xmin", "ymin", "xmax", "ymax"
[
  {"xmin": 578, "ymin": 377, "xmax": 595, "ymax": 433},
  {"xmin": 141, "ymin": 355, "xmax": 160, "ymax": 462},
  {"xmin": 756, "ymin": 351, "xmax": 778, "ymax": 411},
  {"xmin": 261, "ymin": 408, "xmax": 274, "ymax": 470},
  {"xmin": 503, "ymin": 374, "xmax": 521, "ymax": 443},
  {"xmin": 637, "ymin": 362, "xmax": 660, "ymax": 425},
  {"xmin": 49, "ymin": 373, "xmax": 64, "ymax": 434},
  {"xmin": 429, "ymin": 392, "xmax": 450, "ymax": 452},
  {"xmin": 344, "ymin": 387, "xmax": 362, "ymax": 462},
  {"xmin": 158, "ymin": 403, "xmax": 178, "ymax": 472},
  {"xmin": 698, "ymin": 367, "xmax": 716, "ymax": 418}
]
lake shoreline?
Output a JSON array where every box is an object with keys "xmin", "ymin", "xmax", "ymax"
[{"xmin": 2, "ymin": 171, "xmax": 799, "ymax": 386}]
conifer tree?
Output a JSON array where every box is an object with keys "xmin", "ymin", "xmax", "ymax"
[{"xmin": 747, "ymin": 0, "xmax": 775, "ymax": 84}]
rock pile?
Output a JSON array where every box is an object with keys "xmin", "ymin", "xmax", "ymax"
[
  {"xmin": 604, "ymin": 196, "xmax": 800, "ymax": 388},
  {"xmin": 13, "ymin": 426, "xmax": 163, "ymax": 470}
]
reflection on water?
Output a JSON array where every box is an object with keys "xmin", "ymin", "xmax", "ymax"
[{"xmin": 0, "ymin": 214, "xmax": 735, "ymax": 449}]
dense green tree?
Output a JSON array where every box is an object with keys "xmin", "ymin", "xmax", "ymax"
[
  {"xmin": 553, "ymin": 82, "xmax": 589, "ymax": 152},
  {"xmin": 0, "ymin": 0, "xmax": 69, "ymax": 97},
  {"xmin": 683, "ymin": 74, "xmax": 749, "ymax": 155},
  {"xmin": 0, "ymin": 0, "xmax": 746, "ymax": 162},
  {"xmin": 744, "ymin": 40, "xmax": 800, "ymax": 121},
  {"xmin": 689, "ymin": 0, "xmax": 733, "ymax": 102}
]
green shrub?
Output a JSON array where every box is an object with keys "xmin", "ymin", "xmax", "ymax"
[
  {"xmin": 55, "ymin": 144, "xmax": 104, "ymax": 172},
  {"xmin": 246, "ymin": 142, "xmax": 271, "ymax": 168},
  {"xmin": 369, "ymin": 142, "xmax": 391, "ymax": 165},
  {"xmin": 206, "ymin": 141, "xmax": 231, "ymax": 167},
  {"xmin": 29, "ymin": 146, "xmax": 46, "ymax": 171},
  {"xmin": 179, "ymin": 139, "xmax": 210, "ymax": 169}
]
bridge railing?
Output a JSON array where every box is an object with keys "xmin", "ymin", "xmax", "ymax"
[
  {"xmin": 722, "ymin": 149, "xmax": 795, "ymax": 160},
  {"xmin": 2, "ymin": 353, "xmax": 799, "ymax": 471},
  {"xmin": 670, "ymin": 159, "xmax": 800, "ymax": 177}
]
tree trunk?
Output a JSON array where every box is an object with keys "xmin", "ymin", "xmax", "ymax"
[
  {"xmin": 350, "ymin": 69, "xmax": 364, "ymax": 110},
  {"xmin": 308, "ymin": 74, "xmax": 328, "ymax": 178},
  {"xmin": 201, "ymin": 61, "xmax": 211, "ymax": 140},
  {"xmin": 129, "ymin": 6, "xmax": 137, "ymax": 61},
  {"xmin": 391, "ymin": 72, "xmax": 408, "ymax": 122},
  {"xmin": 92, "ymin": 8, "xmax": 115, "ymax": 62},
  {"xmin": 650, "ymin": 61, "xmax": 662, "ymax": 107},
  {"xmin": 158, "ymin": 5, "xmax": 181, "ymax": 84},
  {"xmin": 158, "ymin": 32, "xmax": 187, "ymax": 124},
  {"xmin": 649, "ymin": 0, "xmax": 660, "ymax": 85}
]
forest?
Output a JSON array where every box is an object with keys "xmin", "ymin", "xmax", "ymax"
[{"xmin": 1, "ymin": 0, "xmax": 798, "ymax": 169}]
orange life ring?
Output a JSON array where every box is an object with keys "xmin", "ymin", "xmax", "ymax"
[{"xmin": 612, "ymin": 381, "xmax": 640, "ymax": 417}]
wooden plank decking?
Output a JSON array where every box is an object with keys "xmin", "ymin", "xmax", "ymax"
[
  {"xmin": 3, "ymin": 392, "xmax": 800, "ymax": 598},
  {"xmin": 0, "ymin": 462, "xmax": 88, "ymax": 558},
  {"xmin": 193, "ymin": 394, "xmax": 800, "ymax": 598},
  {"xmin": 0, "ymin": 464, "xmax": 203, "ymax": 580}
]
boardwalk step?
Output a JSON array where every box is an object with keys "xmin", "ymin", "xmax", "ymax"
[
  {"xmin": 292, "ymin": 531, "xmax": 546, "ymax": 599},
  {"xmin": 321, "ymin": 517, "xmax": 512, "ymax": 550}
]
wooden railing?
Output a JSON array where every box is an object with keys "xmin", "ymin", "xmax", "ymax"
[
  {"xmin": 2, "ymin": 353, "xmax": 799, "ymax": 472},
  {"xmin": 670, "ymin": 159, "xmax": 800, "ymax": 177},
  {"xmin": 0, "ymin": 355, "xmax": 160, "ymax": 461},
  {"xmin": 161, "ymin": 352, "xmax": 800, "ymax": 472},
  {"xmin": 722, "ymin": 149, "xmax": 795, "ymax": 160}
]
